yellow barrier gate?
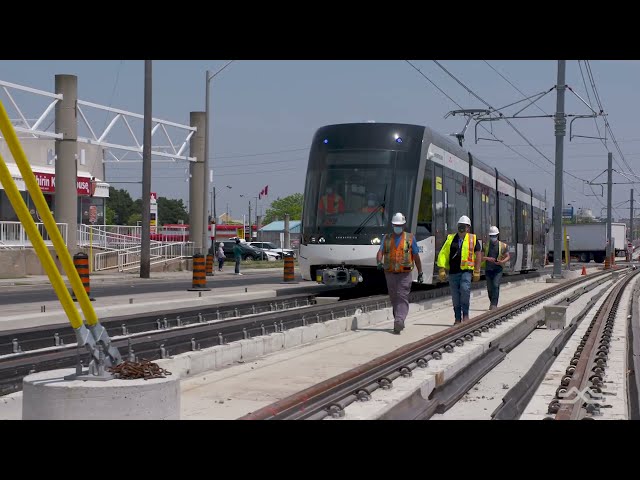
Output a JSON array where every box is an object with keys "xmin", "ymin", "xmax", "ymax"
[{"xmin": 0, "ymin": 100, "xmax": 121, "ymax": 376}]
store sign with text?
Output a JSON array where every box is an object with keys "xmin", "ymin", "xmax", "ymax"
[{"xmin": 34, "ymin": 172, "xmax": 93, "ymax": 196}]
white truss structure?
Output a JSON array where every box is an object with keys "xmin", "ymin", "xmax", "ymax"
[
  {"xmin": 0, "ymin": 79, "xmax": 197, "ymax": 163},
  {"xmin": 0, "ymin": 80, "xmax": 61, "ymax": 139}
]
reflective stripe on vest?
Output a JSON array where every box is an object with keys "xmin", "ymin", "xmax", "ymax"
[
  {"xmin": 382, "ymin": 231, "xmax": 414, "ymax": 273},
  {"xmin": 437, "ymin": 233, "xmax": 477, "ymax": 271}
]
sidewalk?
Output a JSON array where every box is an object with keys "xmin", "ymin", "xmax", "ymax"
[
  {"xmin": 0, "ymin": 267, "xmax": 285, "ymax": 287},
  {"xmin": 0, "ymin": 275, "xmax": 312, "ymax": 331}
]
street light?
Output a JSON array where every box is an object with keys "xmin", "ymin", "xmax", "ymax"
[{"xmin": 204, "ymin": 60, "xmax": 235, "ymax": 254}]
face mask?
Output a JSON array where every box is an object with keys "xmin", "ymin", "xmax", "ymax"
[
  {"xmin": 393, "ymin": 226, "xmax": 403, "ymax": 234},
  {"xmin": 490, "ymin": 236, "xmax": 498, "ymax": 243},
  {"xmin": 457, "ymin": 225, "xmax": 467, "ymax": 234}
]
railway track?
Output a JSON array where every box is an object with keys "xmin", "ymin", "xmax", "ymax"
[
  {"xmin": 546, "ymin": 268, "xmax": 640, "ymax": 420},
  {"xmin": 0, "ymin": 271, "xmax": 542, "ymax": 396},
  {"xmin": 239, "ymin": 268, "xmax": 622, "ymax": 420}
]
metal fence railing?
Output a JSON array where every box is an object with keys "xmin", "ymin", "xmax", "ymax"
[{"xmin": 0, "ymin": 221, "xmax": 67, "ymax": 248}]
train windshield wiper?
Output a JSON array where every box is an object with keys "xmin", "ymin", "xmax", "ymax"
[
  {"xmin": 354, "ymin": 202, "xmax": 385, "ymax": 235},
  {"xmin": 354, "ymin": 185, "xmax": 387, "ymax": 235}
]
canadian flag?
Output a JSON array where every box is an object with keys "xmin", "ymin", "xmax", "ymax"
[{"xmin": 259, "ymin": 185, "xmax": 269, "ymax": 199}]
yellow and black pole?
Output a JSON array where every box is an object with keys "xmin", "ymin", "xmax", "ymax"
[{"xmin": 0, "ymin": 100, "xmax": 121, "ymax": 369}]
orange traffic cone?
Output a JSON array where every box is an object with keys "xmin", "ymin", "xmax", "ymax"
[{"xmin": 581, "ymin": 265, "xmax": 587, "ymax": 275}]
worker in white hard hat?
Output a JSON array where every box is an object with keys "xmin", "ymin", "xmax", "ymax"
[
  {"xmin": 483, "ymin": 226, "xmax": 510, "ymax": 310},
  {"xmin": 436, "ymin": 215, "xmax": 482, "ymax": 324},
  {"xmin": 376, "ymin": 212, "xmax": 423, "ymax": 334}
]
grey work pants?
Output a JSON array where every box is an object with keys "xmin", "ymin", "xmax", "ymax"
[{"xmin": 384, "ymin": 271, "xmax": 413, "ymax": 328}]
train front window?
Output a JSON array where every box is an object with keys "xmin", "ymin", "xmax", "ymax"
[
  {"xmin": 304, "ymin": 149, "xmax": 417, "ymax": 237},
  {"xmin": 317, "ymin": 151, "xmax": 391, "ymax": 229}
]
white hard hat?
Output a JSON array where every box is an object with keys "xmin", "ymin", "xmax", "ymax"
[
  {"xmin": 489, "ymin": 226, "xmax": 499, "ymax": 236},
  {"xmin": 458, "ymin": 215, "xmax": 471, "ymax": 226},
  {"xmin": 391, "ymin": 212, "xmax": 406, "ymax": 225},
  {"xmin": 219, "ymin": 242, "xmax": 224, "ymax": 247}
]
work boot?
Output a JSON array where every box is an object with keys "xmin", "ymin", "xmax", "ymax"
[
  {"xmin": 454, "ymin": 319, "xmax": 462, "ymax": 325},
  {"xmin": 393, "ymin": 322, "xmax": 404, "ymax": 334},
  {"xmin": 489, "ymin": 305, "xmax": 497, "ymax": 311},
  {"xmin": 462, "ymin": 315, "xmax": 470, "ymax": 322}
]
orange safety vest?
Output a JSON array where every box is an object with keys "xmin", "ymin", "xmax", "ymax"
[
  {"xmin": 382, "ymin": 232, "xmax": 414, "ymax": 273},
  {"xmin": 319, "ymin": 193, "xmax": 343, "ymax": 214}
]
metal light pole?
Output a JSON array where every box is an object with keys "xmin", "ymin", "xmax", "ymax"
[
  {"xmin": 204, "ymin": 60, "xmax": 234, "ymax": 255},
  {"xmin": 141, "ymin": 60, "xmax": 152, "ymax": 278}
]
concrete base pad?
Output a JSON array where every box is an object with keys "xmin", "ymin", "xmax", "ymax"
[{"xmin": 22, "ymin": 368, "xmax": 180, "ymax": 420}]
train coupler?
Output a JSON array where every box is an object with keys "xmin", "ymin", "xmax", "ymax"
[{"xmin": 316, "ymin": 266, "xmax": 363, "ymax": 286}]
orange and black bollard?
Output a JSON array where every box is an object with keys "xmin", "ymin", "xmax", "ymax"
[
  {"xmin": 206, "ymin": 253, "xmax": 214, "ymax": 276},
  {"xmin": 281, "ymin": 255, "xmax": 297, "ymax": 284},
  {"xmin": 188, "ymin": 254, "xmax": 211, "ymax": 291},
  {"xmin": 71, "ymin": 252, "xmax": 95, "ymax": 301}
]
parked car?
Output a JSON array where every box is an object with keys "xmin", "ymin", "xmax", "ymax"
[
  {"xmin": 210, "ymin": 240, "xmax": 268, "ymax": 261},
  {"xmin": 247, "ymin": 241, "xmax": 295, "ymax": 258}
]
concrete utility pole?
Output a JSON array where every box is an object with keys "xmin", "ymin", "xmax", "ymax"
[
  {"xmin": 607, "ymin": 151, "xmax": 613, "ymax": 264},
  {"xmin": 140, "ymin": 60, "xmax": 152, "ymax": 278},
  {"xmin": 189, "ymin": 112, "xmax": 205, "ymax": 252},
  {"xmin": 630, "ymin": 188, "xmax": 634, "ymax": 246},
  {"xmin": 552, "ymin": 60, "xmax": 566, "ymax": 278},
  {"xmin": 54, "ymin": 74, "xmax": 78, "ymax": 252},
  {"xmin": 284, "ymin": 214, "xmax": 291, "ymax": 249}
]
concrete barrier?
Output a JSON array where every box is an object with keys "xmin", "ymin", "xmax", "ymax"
[{"xmin": 22, "ymin": 368, "xmax": 180, "ymax": 420}]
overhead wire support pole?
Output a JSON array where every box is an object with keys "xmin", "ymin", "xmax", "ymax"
[
  {"xmin": 553, "ymin": 60, "xmax": 567, "ymax": 279},
  {"xmin": 607, "ymin": 152, "xmax": 613, "ymax": 267}
]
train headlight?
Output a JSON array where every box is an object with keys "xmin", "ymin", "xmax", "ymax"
[
  {"xmin": 310, "ymin": 237, "xmax": 316, "ymax": 243},
  {"xmin": 318, "ymin": 237, "xmax": 326, "ymax": 243},
  {"xmin": 371, "ymin": 237, "xmax": 381, "ymax": 245}
]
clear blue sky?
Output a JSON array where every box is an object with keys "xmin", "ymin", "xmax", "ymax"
[{"xmin": 1, "ymin": 60, "xmax": 638, "ymax": 221}]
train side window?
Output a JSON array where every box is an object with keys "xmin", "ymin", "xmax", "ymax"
[
  {"xmin": 489, "ymin": 189, "xmax": 497, "ymax": 229},
  {"xmin": 445, "ymin": 168, "xmax": 457, "ymax": 232},
  {"xmin": 416, "ymin": 160, "xmax": 433, "ymax": 240},
  {"xmin": 499, "ymin": 193, "xmax": 515, "ymax": 245}
]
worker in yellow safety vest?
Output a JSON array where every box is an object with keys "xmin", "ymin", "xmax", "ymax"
[
  {"xmin": 376, "ymin": 212, "xmax": 423, "ymax": 334},
  {"xmin": 436, "ymin": 215, "xmax": 482, "ymax": 324},
  {"xmin": 482, "ymin": 225, "xmax": 510, "ymax": 310}
]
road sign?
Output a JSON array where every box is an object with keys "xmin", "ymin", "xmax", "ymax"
[
  {"xmin": 562, "ymin": 206, "xmax": 574, "ymax": 219},
  {"xmin": 150, "ymin": 192, "xmax": 158, "ymax": 233},
  {"xmin": 89, "ymin": 205, "xmax": 97, "ymax": 224}
]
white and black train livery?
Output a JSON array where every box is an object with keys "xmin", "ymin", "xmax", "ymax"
[{"xmin": 299, "ymin": 122, "xmax": 547, "ymax": 285}]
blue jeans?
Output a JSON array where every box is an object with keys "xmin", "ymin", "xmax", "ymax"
[
  {"xmin": 485, "ymin": 270, "xmax": 503, "ymax": 307},
  {"xmin": 235, "ymin": 258, "xmax": 241, "ymax": 273},
  {"xmin": 449, "ymin": 271, "xmax": 472, "ymax": 321}
]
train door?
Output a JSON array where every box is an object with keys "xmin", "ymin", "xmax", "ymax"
[{"xmin": 433, "ymin": 163, "xmax": 445, "ymax": 251}]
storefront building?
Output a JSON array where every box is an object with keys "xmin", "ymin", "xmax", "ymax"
[{"xmin": 0, "ymin": 138, "xmax": 109, "ymax": 225}]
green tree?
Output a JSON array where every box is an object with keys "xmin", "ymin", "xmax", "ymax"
[
  {"xmin": 106, "ymin": 187, "xmax": 134, "ymax": 225},
  {"xmin": 105, "ymin": 206, "xmax": 115, "ymax": 225},
  {"xmin": 127, "ymin": 213, "xmax": 142, "ymax": 225},
  {"xmin": 157, "ymin": 197, "xmax": 189, "ymax": 225},
  {"xmin": 263, "ymin": 193, "xmax": 303, "ymax": 224}
]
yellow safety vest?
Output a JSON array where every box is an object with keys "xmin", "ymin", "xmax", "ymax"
[
  {"xmin": 482, "ymin": 240, "xmax": 507, "ymax": 268},
  {"xmin": 437, "ymin": 233, "xmax": 477, "ymax": 271},
  {"xmin": 382, "ymin": 232, "xmax": 414, "ymax": 273}
]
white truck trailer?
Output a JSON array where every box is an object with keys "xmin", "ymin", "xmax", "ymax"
[{"xmin": 546, "ymin": 222, "xmax": 627, "ymax": 263}]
